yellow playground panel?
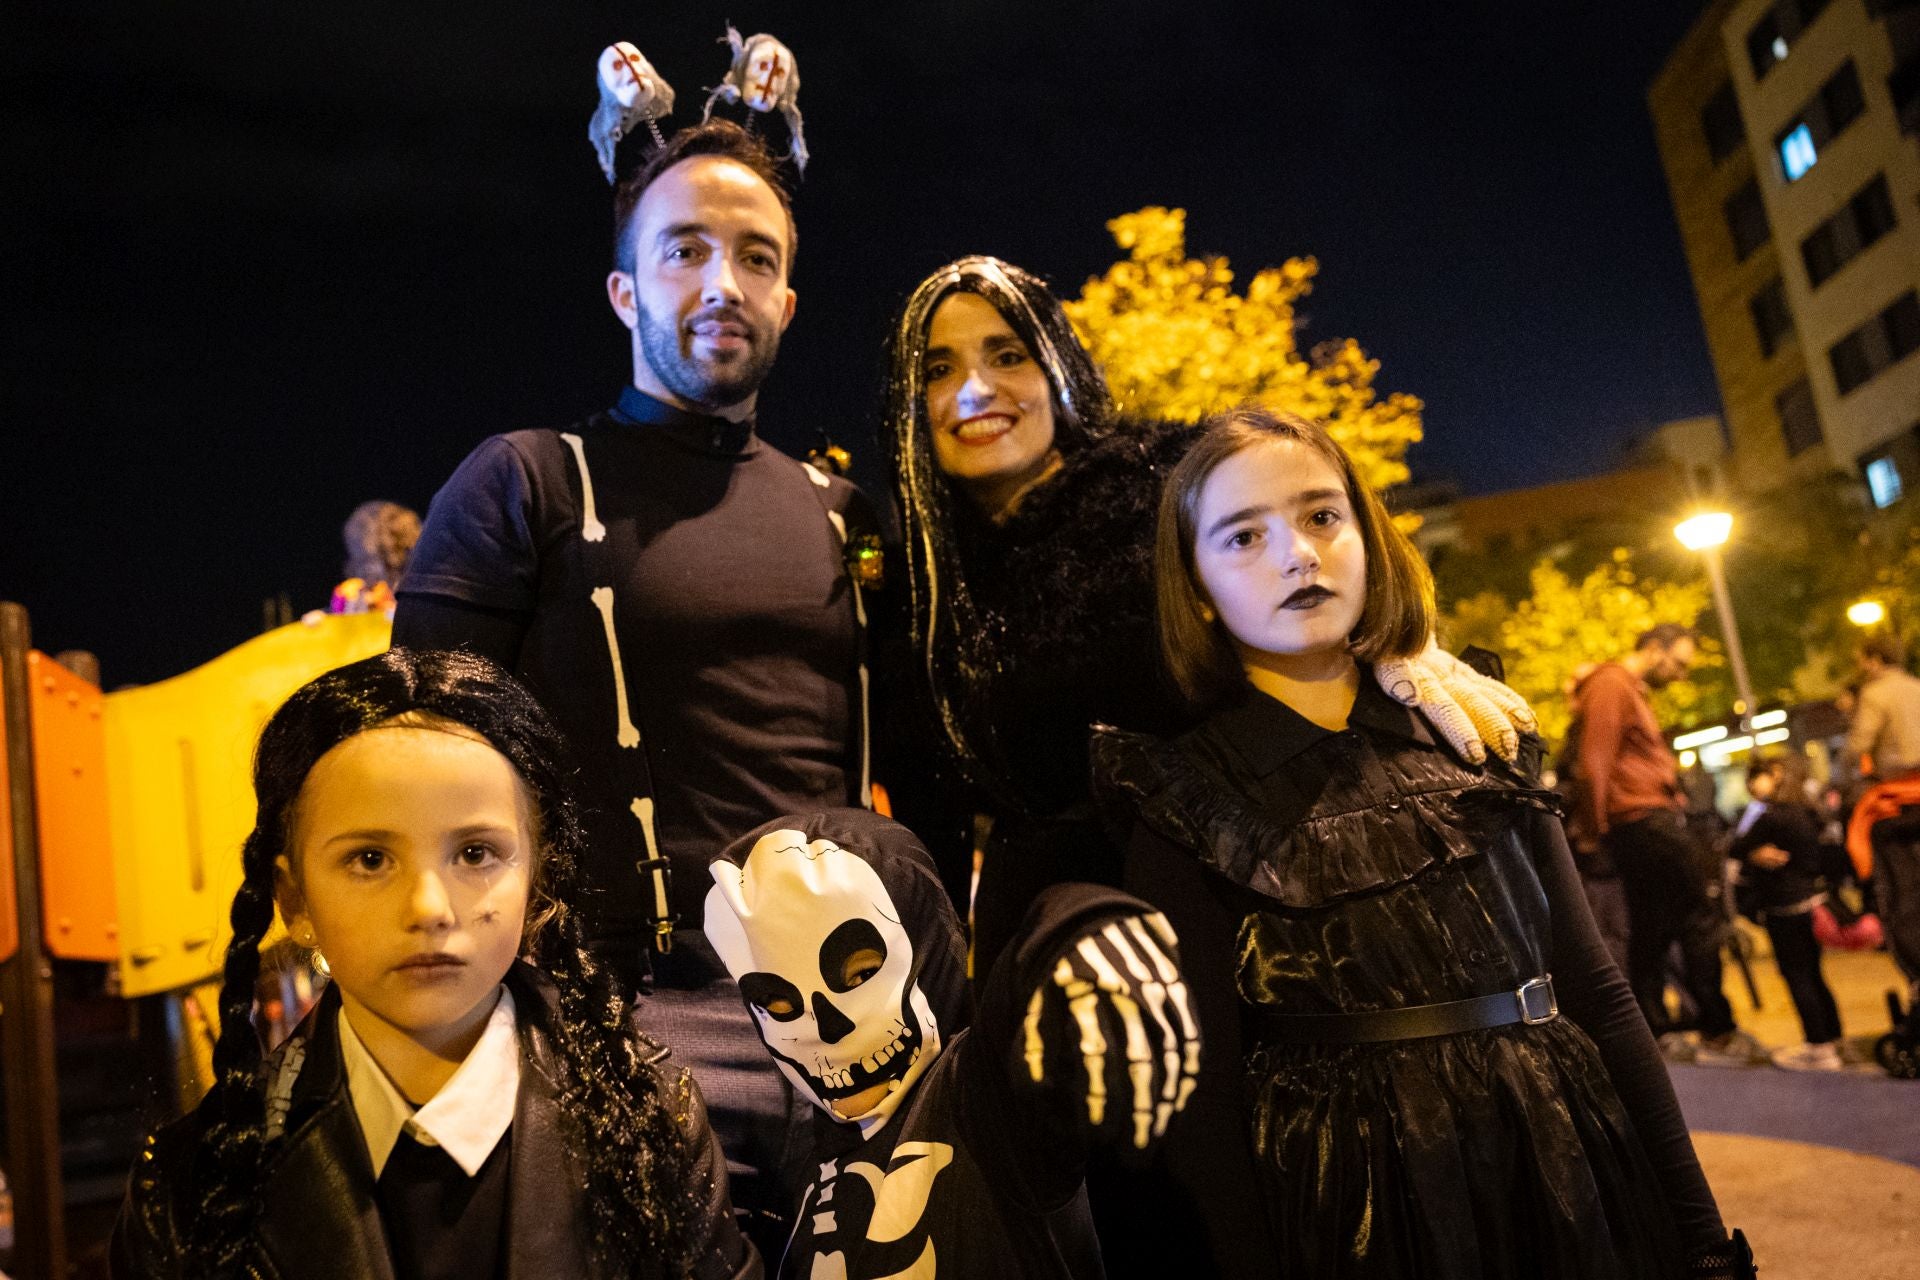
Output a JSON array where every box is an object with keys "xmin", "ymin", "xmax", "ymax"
[{"xmin": 105, "ymin": 613, "xmax": 389, "ymax": 997}]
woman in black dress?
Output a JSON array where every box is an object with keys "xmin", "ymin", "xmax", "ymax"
[{"xmin": 1091, "ymin": 406, "xmax": 1752, "ymax": 1277}]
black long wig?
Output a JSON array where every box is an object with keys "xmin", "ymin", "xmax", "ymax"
[
  {"xmin": 178, "ymin": 648, "xmax": 697, "ymax": 1276},
  {"xmin": 882, "ymin": 257, "xmax": 1116, "ymax": 803}
]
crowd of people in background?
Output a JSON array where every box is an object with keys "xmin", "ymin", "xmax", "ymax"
[{"xmin": 1562, "ymin": 626, "xmax": 1920, "ymax": 1077}]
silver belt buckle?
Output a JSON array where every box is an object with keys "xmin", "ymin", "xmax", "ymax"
[{"xmin": 1516, "ymin": 975, "xmax": 1558, "ymax": 1025}]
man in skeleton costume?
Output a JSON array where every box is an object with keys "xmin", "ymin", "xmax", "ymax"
[
  {"xmin": 394, "ymin": 74, "xmax": 878, "ymax": 1247},
  {"xmin": 706, "ymin": 809, "xmax": 1201, "ymax": 1278}
]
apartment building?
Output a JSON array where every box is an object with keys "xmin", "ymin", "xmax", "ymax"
[{"xmin": 1651, "ymin": 0, "xmax": 1920, "ymax": 509}]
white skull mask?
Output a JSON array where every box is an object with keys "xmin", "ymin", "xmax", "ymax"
[{"xmin": 706, "ymin": 830, "xmax": 942, "ymax": 1133}]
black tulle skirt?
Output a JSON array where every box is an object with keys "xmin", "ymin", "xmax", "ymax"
[{"xmin": 1246, "ymin": 1018, "xmax": 1682, "ymax": 1280}]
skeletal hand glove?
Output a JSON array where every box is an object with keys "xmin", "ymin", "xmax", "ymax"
[
  {"xmin": 1376, "ymin": 641, "xmax": 1537, "ymax": 765},
  {"xmin": 1020, "ymin": 912, "xmax": 1201, "ymax": 1150}
]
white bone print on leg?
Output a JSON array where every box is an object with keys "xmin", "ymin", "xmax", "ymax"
[
  {"xmin": 589, "ymin": 586, "xmax": 641, "ymax": 749},
  {"xmin": 560, "ymin": 432, "xmax": 607, "ymax": 542}
]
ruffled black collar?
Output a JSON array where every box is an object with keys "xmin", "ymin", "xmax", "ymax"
[{"xmin": 1093, "ymin": 692, "xmax": 1555, "ymax": 907}]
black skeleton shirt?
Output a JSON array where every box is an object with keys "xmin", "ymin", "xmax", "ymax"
[{"xmin": 705, "ymin": 811, "xmax": 1199, "ymax": 1280}]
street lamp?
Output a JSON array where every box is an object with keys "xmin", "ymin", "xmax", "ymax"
[
  {"xmin": 1674, "ymin": 510, "xmax": 1757, "ymax": 730},
  {"xmin": 1848, "ymin": 599, "xmax": 1887, "ymax": 628}
]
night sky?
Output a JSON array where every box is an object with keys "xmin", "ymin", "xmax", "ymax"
[{"xmin": 5, "ymin": 2, "xmax": 1720, "ymax": 684}]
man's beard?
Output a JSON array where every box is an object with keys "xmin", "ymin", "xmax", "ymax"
[{"xmin": 636, "ymin": 300, "xmax": 781, "ymax": 412}]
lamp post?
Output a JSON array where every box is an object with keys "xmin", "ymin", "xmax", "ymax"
[{"xmin": 1674, "ymin": 511, "xmax": 1756, "ymax": 730}]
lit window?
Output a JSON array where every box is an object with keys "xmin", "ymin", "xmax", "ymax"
[
  {"xmin": 1781, "ymin": 124, "xmax": 1817, "ymax": 180},
  {"xmin": 1867, "ymin": 456, "xmax": 1903, "ymax": 508}
]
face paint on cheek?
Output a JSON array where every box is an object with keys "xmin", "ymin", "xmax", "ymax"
[{"xmin": 465, "ymin": 854, "xmax": 530, "ymax": 930}]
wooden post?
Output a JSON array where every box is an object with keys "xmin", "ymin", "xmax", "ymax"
[{"xmin": 0, "ymin": 602, "xmax": 68, "ymax": 1279}]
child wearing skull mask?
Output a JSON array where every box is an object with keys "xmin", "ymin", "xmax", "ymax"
[{"xmin": 704, "ymin": 809, "xmax": 1200, "ymax": 1278}]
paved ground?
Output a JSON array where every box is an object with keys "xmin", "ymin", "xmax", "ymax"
[{"xmin": 1670, "ymin": 941, "xmax": 1916, "ymax": 1278}]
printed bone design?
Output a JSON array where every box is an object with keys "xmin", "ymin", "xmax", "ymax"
[
  {"xmin": 559, "ymin": 432, "xmax": 607, "ymax": 542},
  {"xmin": 589, "ymin": 587, "xmax": 642, "ymax": 749},
  {"xmin": 805, "ymin": 1144, "xmax": 951, "ymax": 1279}
]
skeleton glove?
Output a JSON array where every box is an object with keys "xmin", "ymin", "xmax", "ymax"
[
  {"xmin": 1020, "ymin": 912, "xmax": 1201, "ymax": 1151},
  {"xmin": 1375, "ymin": 640, "xmax": 1538, "ymax": 765}
]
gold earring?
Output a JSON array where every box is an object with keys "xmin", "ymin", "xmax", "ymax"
[{"xmin": 1200, "ymin": 604, "xmax": 1216, "ymax": 622}]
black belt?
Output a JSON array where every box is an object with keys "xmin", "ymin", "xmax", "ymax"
[{"xmin": 1250, "ymin": 976, "xmax": 1558, "ymax": 1045}]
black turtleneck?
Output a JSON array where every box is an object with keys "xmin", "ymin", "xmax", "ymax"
[{"xmin": 395, "ymin": 387, "xmax": 873, "ymax": 941}]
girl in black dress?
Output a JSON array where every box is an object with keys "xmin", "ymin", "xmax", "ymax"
[
  {"xmin": 1092, "ymin": 407, "xmax": 1753, "ymax": 1278},
  {"xmin": 113, "ymin": 650, "xmax": 752, "ymax": 1280}
]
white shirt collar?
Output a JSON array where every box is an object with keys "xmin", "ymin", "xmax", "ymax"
[{"xmin": 338, "ymin": 985, "xmax": 521, "ymax": 1179}]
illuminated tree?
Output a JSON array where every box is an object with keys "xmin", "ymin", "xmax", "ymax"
[
  {"xmin": 1065, "ymin": 207, "xmax": 1424, "ymax": 493},
  {"xmin": 1443, "ymin": 551, "xmax": 1720, "ymax": 749}
]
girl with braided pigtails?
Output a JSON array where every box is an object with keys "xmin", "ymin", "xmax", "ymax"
[{"xmin": 112, "ymin": 649, "xmax": 757, "ymax": 1280}]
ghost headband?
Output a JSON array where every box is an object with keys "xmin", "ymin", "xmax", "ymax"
[
  {"xmin": 589, "ymin": 42, "xmax": 677, "ymax": 184},
  {"xmin": 702, "ymin": 25, "xmax": 808, "ymax": 173}
]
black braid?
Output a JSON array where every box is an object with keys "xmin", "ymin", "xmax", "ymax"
[
  {"xmin": 534, "ymin": 903, "xmax": 697, "ymax": 1274},
  {"xmin": 133, "ymin": 649, "xmax": 700, "ymax": 1277},
  {"xmin": 180, "ymin": 835, "xmax": 280, "ymax": 1276},
  {"xmin": 514, "ymin": 700, "xmax": 696, "ymax": 1272}
]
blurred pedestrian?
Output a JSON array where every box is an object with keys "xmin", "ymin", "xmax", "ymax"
[
  {"xmin": 1846, "ymin": 636, "xmax": 1920, "ymax": 779},
  {"xmin": 1571, "ymin": 624, "xmax": 1760, "ymax": 1065},
  {"xmin": 330, "ymin": 499, "xmax": 421, "ymax": 618},
  {"xmin": 1730, "ymin": 754, "xmax": 1844, "ymax": 1071},
  {"xmin": 1844, "ymin": 638, "xmax": 1920, "ymax": 1023}
]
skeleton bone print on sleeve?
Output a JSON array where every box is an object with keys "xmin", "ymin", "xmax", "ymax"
[{"xmin": 1022, "ymin": 911, "xmax": 1200, "ymax": 1149}]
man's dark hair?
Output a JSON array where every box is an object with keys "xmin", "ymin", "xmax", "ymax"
[
  {"xmin": 1860, "ymin": 634, "xmax": 1907, "ymax": 668},
  {"xmin": 611, "ymin": 120, "xmax": 797, "ymax": 275},
  {"xmin": 1634, "ymin": 622, "xmax": 1697, "ymax": 652}
]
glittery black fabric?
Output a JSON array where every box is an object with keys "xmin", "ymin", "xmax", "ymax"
[{"xmin": 952, "ymin": 418, "xmax": 1199, "ymax": 818}]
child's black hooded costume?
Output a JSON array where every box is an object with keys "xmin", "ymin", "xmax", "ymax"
[{"xmin": 704, "ymin": 809, "xmax": 1199, "ymax": 1279}]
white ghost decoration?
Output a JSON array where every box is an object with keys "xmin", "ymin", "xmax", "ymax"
[
  {"xmin": 589, "ymin": 42, "xmax": 676, "ymax": 183},
  {"xmin": 706, "ymin": 830, "xmax": 941, "ymax": 1136},
  {"xmin": 702, "ymin": 25, "xmax": 808, "ymax": 173}
]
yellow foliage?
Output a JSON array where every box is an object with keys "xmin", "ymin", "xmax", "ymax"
[
  {"xmin": 1066, "ymin": 207, "xmax": 1424, "ymax": 494},
  {"xmin": 1459, "ymin": 554, "xmax": 1714, "ymax": 749}
]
